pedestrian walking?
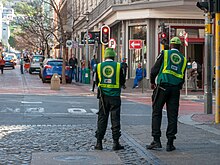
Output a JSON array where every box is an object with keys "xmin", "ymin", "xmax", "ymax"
[
  {"xmin": 121, "ymin": 58, "xmax": 128, "ymax": 78},
  {"xmin": 132, "ymin": 63, "xmax": 146, "ymax": 88},
  {"xmin": 147, "ymin": 36, "xmax": 187, "ymax": 152},
  {"xmin": 20, "ymin": 56, "xmax": 24, "ymax": 74},
  {"xmin": 90, "ymin": 55, "xmax": 98, "ymax": 92},
  {"xmin": 190, "ymin": 60, "xmax": 198, "ymax": 92},
  {"xmin": 94, "ymin": 48, "xmax": 126, "ymax": 151},
  {"xmin": 90, "ymin": 64, "xmax": 97, "ymax": 92},
  {"xmin": 69, "ymin": 54, "xmax": 78, "ymax": 81},
  {"xmin": 0, "ymin": 56, "xmax": 5, "ymax": 74}
]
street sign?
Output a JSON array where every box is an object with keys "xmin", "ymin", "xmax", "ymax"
[
  {"xmin": 129, "ymin": 40, "xmax": 143, "ymax": 49},
  {"xmin": 81, "ymin": 32, "xmax": 100, "ymax": 44},
  {"xmin": 66, "ymin": 40, "xmax": 72, "ymax": 48},
  {"xmin": 184, "ymin": 32, "xmax": 188, "ymax": 46},
  {"xmin": 108, "ymin": 38, "xmax": 116, "ymax": 49}
]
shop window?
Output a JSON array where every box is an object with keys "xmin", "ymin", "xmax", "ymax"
[{"xmin": 129, "ymin": 25, "xmax": 147, "ymax": 78}]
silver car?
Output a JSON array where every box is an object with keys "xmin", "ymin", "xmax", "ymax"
[{"xmin": 29, "ymin": 55, "xmax": 44, "ymax": 74}]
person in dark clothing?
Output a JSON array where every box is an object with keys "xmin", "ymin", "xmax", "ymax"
[
  {"xmin": 121, "ymin": 58, "xmax": 128, "ymax": 78},
  {"xmin": 95, "ymin": 48, "xmax": 126, "ymax": 151},
  {"xmin": 90, "ymin": 55, "xmax": 98, "ymax": 92},
  {"xmin": 69, "ymin": 54, "xmax": 78, "ymax": 81},
  {"xmin": 146, "ymin": 37, "xmax": 187, "ymax": 152},
  {"xmin": 20, "ymin": 56, "xmax": 24, "ymax": 74}
]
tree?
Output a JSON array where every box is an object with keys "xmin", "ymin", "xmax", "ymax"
[{"xmin": 12, "ymin": 0, "xmax": 80, "ymax": 84}]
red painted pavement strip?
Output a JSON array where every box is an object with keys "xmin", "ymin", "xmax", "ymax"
[{"xmin": 124, "ymin": 96, "xmax": 204, "ymax": 114}]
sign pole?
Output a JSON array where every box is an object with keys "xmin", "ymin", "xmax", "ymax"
[
  {"xmin": 204, "ymin": 12, "xmax": 213, "ymax": 114},
  {"xmin": 215, "ymin": 11, "xmax": 220, "ymax": 123},
  {"xmin": 142, "ymin": 41, "xmax": 144, "ymax": 93},
  {"xmin": 184, "ymin": 32, "xmax": 188, "ymax": 96}
]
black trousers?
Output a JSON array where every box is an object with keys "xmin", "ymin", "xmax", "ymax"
[
  {"xmin": 151, "ymin": 85, "xmax": 180, "ymax": 140},
  {"xmin": 95, "ymin": 95, "xmax": 121, "ymax": 141},
  {"xmin": 0, "ymin": 66, "xmax": 4, "ymax": 74}
]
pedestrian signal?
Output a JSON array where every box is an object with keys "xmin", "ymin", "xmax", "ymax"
[{"xmin": 100, "ymin": 25, "xmax": 110, "ymax": 45}]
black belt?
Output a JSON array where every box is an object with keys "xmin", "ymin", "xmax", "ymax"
[{"xmin": 160, "ymin": 83, "xmax": 179, "ymax": 87}]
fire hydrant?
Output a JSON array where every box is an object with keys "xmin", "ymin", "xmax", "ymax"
[{"xmin": 51, "ymin": 73, "xmax": 60, "ymax": 90}]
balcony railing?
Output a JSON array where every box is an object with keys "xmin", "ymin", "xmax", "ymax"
[{"xmin": 88, "ymin": 0, "xmax": 177, "ymax": 23}]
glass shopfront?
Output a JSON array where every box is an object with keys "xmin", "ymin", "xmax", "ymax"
[{"xmin": 129, "ymin": 25, "xmax": 147, "ymax": 78}]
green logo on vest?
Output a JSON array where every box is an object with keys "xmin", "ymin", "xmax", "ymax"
[
  {"xmin": 170, "ymin": 53, "xmax": 181, "ymax": 64},
  {"xmin": 103, "ymin": 65, "xmax": 114, "ymax": 78}
]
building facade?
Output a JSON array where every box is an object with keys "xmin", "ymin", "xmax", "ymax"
[{"xmin": 62, "ymin": 0, "xmax": 205, "ymax": 88}]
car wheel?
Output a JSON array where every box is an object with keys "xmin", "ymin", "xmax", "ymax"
[
  {"xmin": 39, "ymin": 72, "xmax": 42, "ymax": 79},
  {"xmin": 67, "ymin": 79, "xmax": 72, "ymax": 84},
  {"xmin": 42, "ymin": 77, "xmax": 46, "ymax": 83}
]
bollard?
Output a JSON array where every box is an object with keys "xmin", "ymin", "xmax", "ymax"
[{"xmin": 51, "ymin": 73, "xmax": 60, "ymax": 90}]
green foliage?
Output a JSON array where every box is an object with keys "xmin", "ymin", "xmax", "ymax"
[{"xmin": 8, "ymin": 36, "xmax": 16, "ymax": 48}]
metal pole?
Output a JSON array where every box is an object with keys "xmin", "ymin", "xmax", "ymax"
[
  {"xmin": 215, "ymin": 12, "xmax": 220, "ymax": 123},
  {"xmin": 142, "ymin": 41, "xmax": 144, "ymax": 93},
  {"xmin": 204, "ymin": 12, "xmax": 213, "ymax": 114},
  {"xmin": 86, "ymin": 24, "xmax": 89, "ymax": 68},
  {"xmin": 185, "ymin": 42, "xmax": 188, "ymax": 96}
]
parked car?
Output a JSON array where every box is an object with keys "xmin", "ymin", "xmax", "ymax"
[
  {"xmin": 3, "ymin": 56, "xmax": 15, "ymax": 69},
  {"xmin": 39, "ymin": 59, "xmax": 72, "ymax": 83},
  {"xmin": 29, "ymin": 55, "xmax": 44, "ymax": 74}
]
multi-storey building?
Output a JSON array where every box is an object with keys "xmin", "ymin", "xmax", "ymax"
[
  {"xmin": 0, "ymin": 2, "xmax": 3, "ymax": 42},
  {"xmin": 61, "ymin": 0, "xmax": 205, "ymax": 88}
]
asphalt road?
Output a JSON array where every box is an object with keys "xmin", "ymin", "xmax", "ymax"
[{"xmin": 0, "ymin": 65, "xmax": 158, "ymax": 126}]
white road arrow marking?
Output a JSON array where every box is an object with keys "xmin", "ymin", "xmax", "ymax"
[
  {"xmin": 25, "ymin": 107, "xmax": 45, "ymax": 113},
  {"xmin": 21, "ymin": 101, "xmax": 42, "ymax": 104},
  {"xmin": 68, "ymin": 108, "xmax": 87, "ymax": 114},
  {"xmin": 90, "ymin": 108, "xmax": 99, "ymax": 114}
]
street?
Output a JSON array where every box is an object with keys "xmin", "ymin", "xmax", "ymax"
[{"xmin": 0, "ymin": 65, "xmax": 220, "ymax": 165}]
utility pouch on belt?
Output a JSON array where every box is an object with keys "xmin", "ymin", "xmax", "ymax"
[
  {"xmin": 152, "ymin": 86, "xmax": 159, "ymax": 103},
  {"xmin": 152, "ymin": 85, "xmax": 166, "ymax": 105}
]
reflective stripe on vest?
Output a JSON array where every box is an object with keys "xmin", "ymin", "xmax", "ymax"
[
  {"xmin": 162, "ymin": 50, "xmax": 186, "ymax": 79},
  {"xmin": 97, "ymin": 62, "xmax": 120, "ymax": 88}
]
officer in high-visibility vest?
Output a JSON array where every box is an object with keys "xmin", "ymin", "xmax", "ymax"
[
  {"xmin": 95, "ymin": 48, "xmax": 126, "ymax": 151},
  {"xmin": 147, "ymin": 37, "xmax": 187, "ymax": 152}
]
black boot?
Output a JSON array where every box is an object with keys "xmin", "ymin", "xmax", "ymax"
[
  {"xmin": 146, "ymin": 137, "xmax": 162, "ymax": 150},
  {"xmin": 95, "ymin": 139, "xmax": 103, "ymax": 150},
  {"xmin": 166, "ymin": 139, "xmax": 176, "ymax": 152},
  {"xmin": 113, "ymin": 140, "xmax": 124, "ymax": 151}
]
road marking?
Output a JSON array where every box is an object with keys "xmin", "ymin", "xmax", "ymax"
[
  {"xmin": 21, "ymin": 101, "xmax": 42, "ymax": 104},
  {"xmin": 68, "ymin": 108, "xmax": 87, "ymax": 114},
  {"xmin": 0, "ymin": 107, "xmax": 21, "ymax": 113},
  {"xmin": 25, "ymin": 107, "xmax": 45, "ymax": 113},
  {"xmin": 90, "ymin": 108, "xmax": 99, "ymax": 114}
]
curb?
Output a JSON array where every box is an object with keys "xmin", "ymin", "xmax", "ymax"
[{"xmin": 178, "ymin": 114, "xmax": 220, "ymax": 136}]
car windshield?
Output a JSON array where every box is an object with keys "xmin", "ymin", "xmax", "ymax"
[
  {"xmin": 7, "ymin": 55, "xmax": 15, "ymax": 59},
  {"xmin": 47, "ymin": 61, "xmax": 63, "ymax": 66},
  {"xmin": 33, "ymin": 56, "xmax": 44, "ymax": 62},
  {"xmin": 4, "ymin": 57, "xmax": 12, "ymax": 60}
]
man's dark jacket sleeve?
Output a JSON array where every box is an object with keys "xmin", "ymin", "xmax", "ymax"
[{"xmin": 150, "ymin": 51, "xmax": 164, "ymax": 84}]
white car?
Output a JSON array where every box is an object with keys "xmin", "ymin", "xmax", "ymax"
[{"xmin": 4, "ymin": 53, "xmax": 18, "ymax": 64}]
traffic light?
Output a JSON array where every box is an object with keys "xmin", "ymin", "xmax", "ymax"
[
  {"xmin": 100, "ymin": 25, "xmax": 110, "ymax": 45},
  {"xmin": 160, "ymin": 27, "xmax": 169, "ymax": 45},
  {"xmin": 196, "ymin": 1, "xmax": 208, "ymax": 12},
  {"xmin": 214, "ymin": 0, "xmax": 220, "ymax": 13},
  {"xmin": 196, "ymin": 0, "xmax": 216, "ymax": 18}
]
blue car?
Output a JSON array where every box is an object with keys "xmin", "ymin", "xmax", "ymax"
[{"xmin": 39, "ymin": 59, "xmax": 72, "ymax": 83}]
